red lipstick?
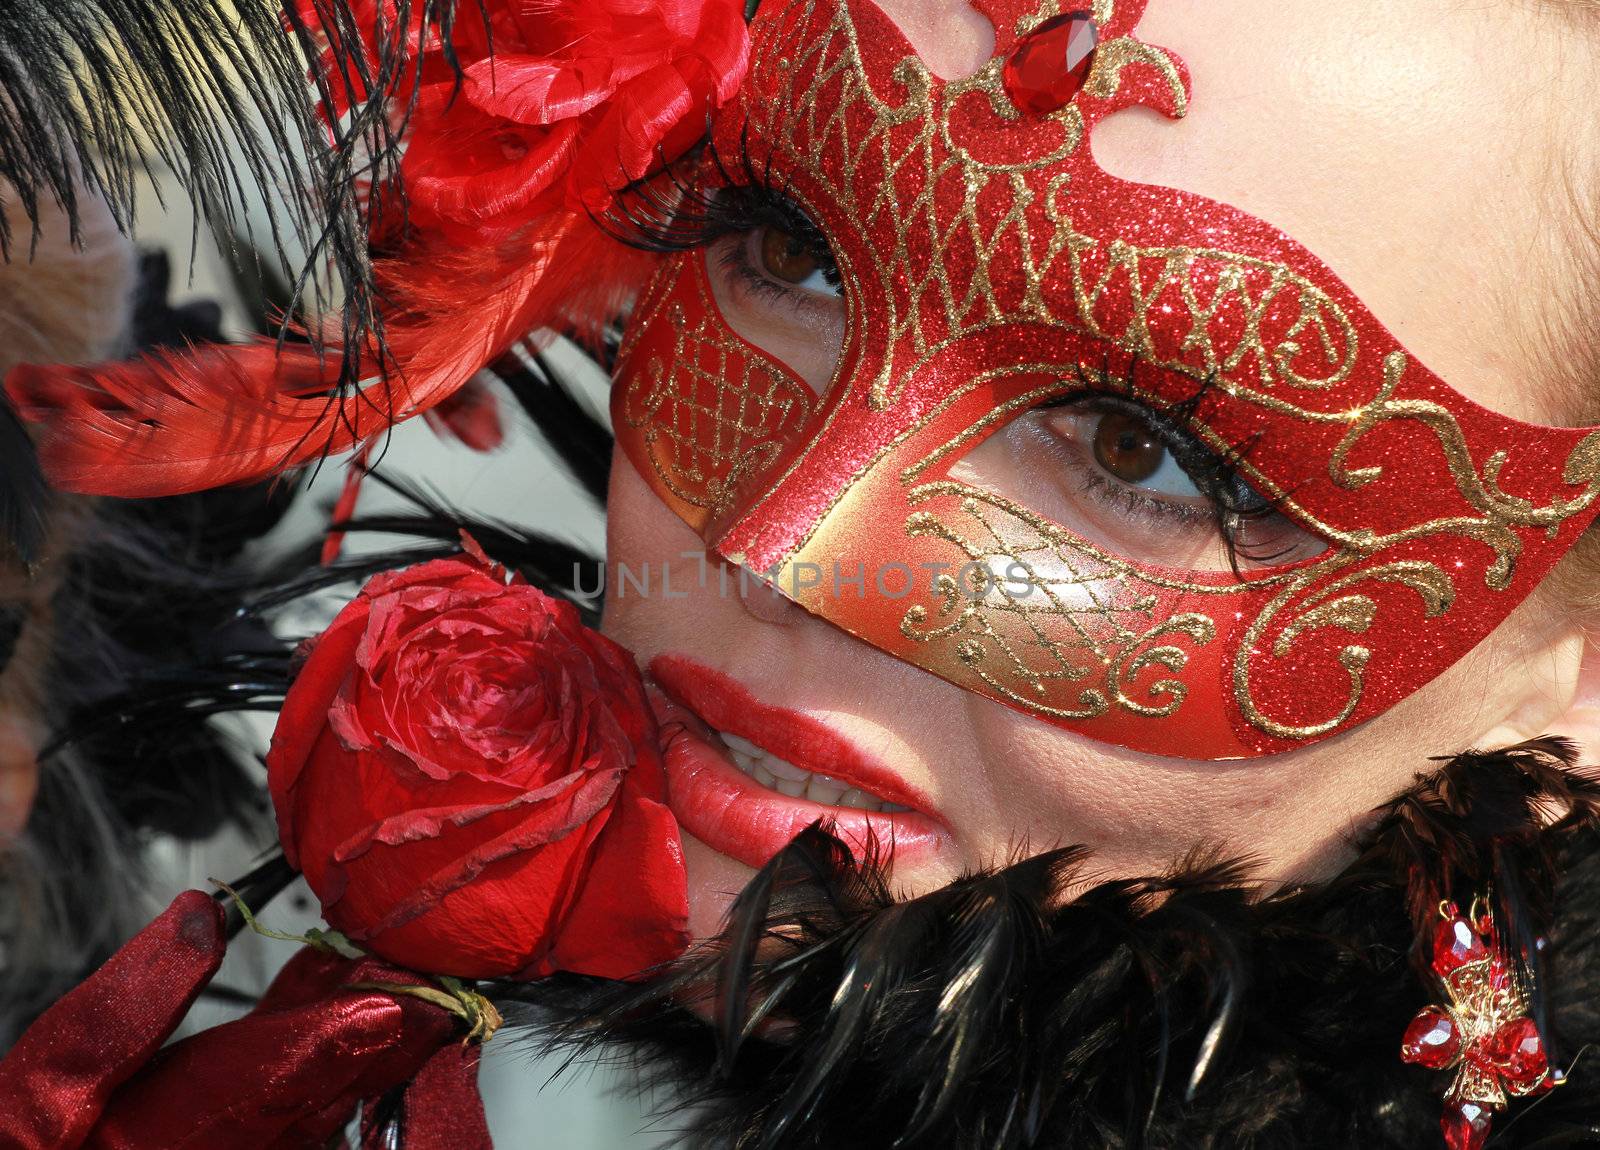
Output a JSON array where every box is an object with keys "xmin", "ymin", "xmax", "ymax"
[{"xmin": 647, "ymin": 653, "xmax": 951, "ymax": 870}]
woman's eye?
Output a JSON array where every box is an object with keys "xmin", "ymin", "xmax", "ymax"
[
  {"xmin": 1084, "ymin": 409, "xmax": 1200, "ymax": 496},
  {"xmin": 753, "ymin": 225, "xmax": 840, "ymax": 297},
  {"xmin": 948, "ymin": 393, "xmax": 1327, "ymax": 573},
  {"xmin": 696, "ymin": 187, "xmax": 847, "ymax": 393}
]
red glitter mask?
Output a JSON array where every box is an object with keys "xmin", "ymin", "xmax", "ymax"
[{"xmin": 612, "ymin": 0, "xmax": 1600, "ymax": 759}]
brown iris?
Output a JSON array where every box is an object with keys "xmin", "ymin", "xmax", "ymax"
[
  {"xmin": 1091, "ymin": 410, "xmax": 1167, "ymax": 483},
  {"xmin": 759, "ymin": 225, "xmax": 821, "ymax": 284}
]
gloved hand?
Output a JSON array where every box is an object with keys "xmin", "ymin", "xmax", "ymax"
[{"xmin": 0, "ymin": 891, "xmax": 493, "ymax": 1150}]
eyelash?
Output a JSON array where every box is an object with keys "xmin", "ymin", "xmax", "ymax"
[
  {"xmin": 605, "ymin": 136, "xmax": 1295, "ymax": 573},
  {"xmin": 1049, "ymin": 372, "xmax": 1295, "ymax": 573},
  {"xmin": 602, "ymin": 132, "xmax": 841, "ymax": 299}
]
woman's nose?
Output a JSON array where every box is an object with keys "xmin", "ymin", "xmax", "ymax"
[{"xmin": 721, "ymin": 557, "xmax": 811, "ymax": 627}]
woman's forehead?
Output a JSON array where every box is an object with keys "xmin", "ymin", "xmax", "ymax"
[
  {"xmin": 847, "ymin": 0, "xmax": 1595, "ymax": 428},
  {"xmin": 872, "ymin": 0, "xmax": 994, "ymax": 78}
]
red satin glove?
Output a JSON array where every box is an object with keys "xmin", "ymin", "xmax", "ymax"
[{"xmin": 0, "ymin": 891, "xmax": 493, "ymax": 1150}]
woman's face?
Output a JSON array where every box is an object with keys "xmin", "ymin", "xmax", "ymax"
[{"xmin": 602, "ymin": 0, "xmax": 1600, "ymax": 939}]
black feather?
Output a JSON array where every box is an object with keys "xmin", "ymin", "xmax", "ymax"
[
  {"xmin": 279, "ymin": 0, "xmax": 492, "ymax": 395},
  {"xmin": 1374, "ymin": 737, "xmax": 1600, "ymax": 1018},
  {"xmin": 714, "ymin": 829, "xmax": 794, "ymax": 1077},
  {"xmin": 0, "ymin": 0, "xmax": 498, "ymax": 418},
  {"xmin": 0, "ymin": 0, "xmax": 323, "ymax": 272},
  {"xmin": 495, "ymin": 741, "xmax": 1600, "ymax": 1150},
  {"xmin": 326, "ymin": 465, "xmax": 605, "ymax": 625},
  {"xmin": 489, "ymin": 344, "xmax": 614, "ymax": 506}
]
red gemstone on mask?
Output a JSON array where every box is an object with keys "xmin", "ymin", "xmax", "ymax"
[
  {"xmin": 1401, "ymin": 1006, "xmax": 1463, "ymax": 1069},
  {"xmin": 1002, "ymin": 11, "xmax": 1100, "ymax": 116},
  {"xmin": 1432, "ymin": 917, "xmax": 1488, "ymax": 977},
  {"xmin": 1485, "ymin": 1017, "xmax": 1550, "ymax": 1091},
  {"xmin": 1441, "ymin": 1100, "xmax": 1493, "ymax": 1150}
]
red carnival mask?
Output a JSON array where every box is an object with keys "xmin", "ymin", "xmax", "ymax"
[{"xmin": 612, "ymin": 0, "xmax": 1600, "ymax": 759}]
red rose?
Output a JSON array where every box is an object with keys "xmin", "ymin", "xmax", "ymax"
[
  {"xmin": 299, "ymin": 0, "xmax": 750, "ymax": 233},
  {"xmin": 266, "ymin": 547, "xmax": 689, "ymax": 980}
]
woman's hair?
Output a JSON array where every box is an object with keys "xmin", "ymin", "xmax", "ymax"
[
  {"xmin": 0, "ymin": 192, "xmax": 136, "ymax": 1035},
  {"xmin": 1, "ymin": 492, "xmax": 280, "ymax": 1034}
]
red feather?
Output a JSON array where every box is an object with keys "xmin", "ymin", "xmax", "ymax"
[
  {"xmin": 423, "ymin": 377, "xmax": 506, "ymax": 452},
  {"xmin": 4, "ymin": 0, "xmax": 744, "ymax": 499},
  {"xmin": 4, "ymin": 218, "xmax": 653, "ymax": 497}
]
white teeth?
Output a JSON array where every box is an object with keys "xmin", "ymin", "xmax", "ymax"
[
  {"xmin": 721, "ymin": 732, "xmax": 762, "ymax": 757},
  {"xmin": 804, "ymin": 775, "xmax": 847, "ymax": 806},
  {"xmin": 763, "ymin": 756, "xmax": 812, "ymax": 783},
  {"xmin": 715, "ymin": 728, "xmax": 912, "ymax": 814}
]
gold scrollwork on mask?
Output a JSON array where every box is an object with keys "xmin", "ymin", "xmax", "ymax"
[
  {"xmin": 899, "ymin": 485, "xmax": 1230, "ymax": 720},
  {"xmin": 1111, "ymin": 613, "xmax": 1218, "ymax": 716},
  {"xmin": 1233, "ymin": 559, "xmax": 1454, "ymax": 740},
  {"xmin": 1035, "ymin": 202, "xmax": 1361, "ymax": 395},
  {"xmin": 619, "ymin": 263, "xmax": 813, "ymax": 513},
  {"xmin": 741, "ymin": 0, "xmax": 1189, "ymax": 412},
  {"xmin": 1324, "ymin": 354, "xmax": 1600, "ymax": 590}
]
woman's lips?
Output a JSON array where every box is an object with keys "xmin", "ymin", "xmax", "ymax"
[{"xmin": 647, "ymin": 652, "xmax": 951, "ymax": 870}]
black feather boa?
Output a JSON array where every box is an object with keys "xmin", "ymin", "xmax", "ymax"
[{"xmin": 500, "ymin": 739, "xmax": 1600, "ymax": 1149}]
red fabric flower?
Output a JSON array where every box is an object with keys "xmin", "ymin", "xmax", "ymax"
[
  {"xmin": 267, "ymin": 546, "xmax": 689, "ymax": 980},
  {"xmin": 304, "ymin": 0, "xmax": 750, "ymax": 234}
]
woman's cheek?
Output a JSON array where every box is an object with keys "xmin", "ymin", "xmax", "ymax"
[
  {"xmin": 969, "ymin": 699, "xmax": 1209, "ymax": 869},
  {"xmin": 968, "ymin": 600, "xmax": 1550, "ymax": 888},
  {"xmin": 682, "ymin": 831, "xmax": 757, "ymax": 940}
]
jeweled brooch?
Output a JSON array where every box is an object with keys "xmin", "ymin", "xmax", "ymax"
[{"xmin": 1400, "ymin": 900, "xmax": 1560, "ymax": 1150}]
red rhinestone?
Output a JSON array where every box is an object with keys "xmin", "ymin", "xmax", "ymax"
[
  {"xmin": 1485, "ymin": 1017, "xmax": 1549, "ymax": 1090},
  {"xmin": 1432, "ymin": 917, "xmax": 1488, "ymax": 977},
  {"xmin": 1441, "ymin": 1100, "xmax": 1493, "ymax": 1150},
  {"xmin": 1401, "ymin": 1006, "xmax": 1463, "ymax": 1070},
  {"xmin": 1002, "ymin": 11, "xmax": 1100, "ymax": 116}
]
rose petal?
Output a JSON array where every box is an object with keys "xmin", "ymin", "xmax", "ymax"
[
  {"xmin": 272, "ymin": 550, "xmax": 689, "ymax": 981},
  {"xmin": 358, "ymin": 826, "xmax": 598, "ymax": 976},
  {"xmin": 266, "ymin": 608, "xmax": 369, "ymax": 868},
  {"xmin": 329, "ymin": 764, "xmax": 608, "ymax": 865},
  {"xmin": 340, "ymin": 767, "xmax": 620, "ymax": 946},
  {"xmin": 526, "ymin": 762, "xmax": 688, "ymax": 980},
  {"xmin": 326, "ymin": 761, "xmax": 622, "ymax": 927}
]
